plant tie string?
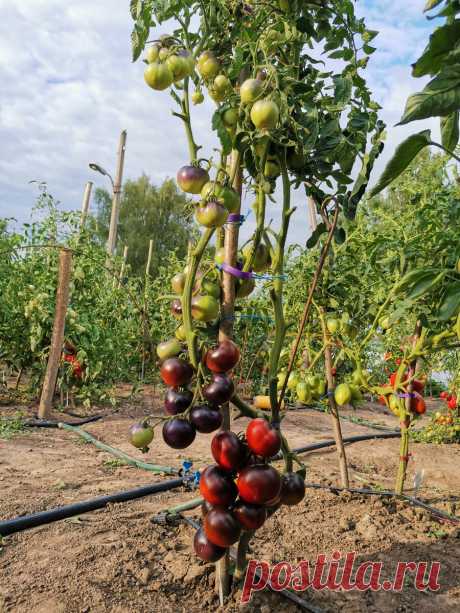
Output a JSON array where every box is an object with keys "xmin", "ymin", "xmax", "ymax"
[{"xmin": 222, "ymin": 313, "xmax": 274, "ymax": 323}]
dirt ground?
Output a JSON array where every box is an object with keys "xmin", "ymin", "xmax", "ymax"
[{"xmin": 1, "ymin": 392, "xmax": 460, "ymax": 613}]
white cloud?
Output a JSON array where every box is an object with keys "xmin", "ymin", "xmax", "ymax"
[{"xmin": 0, "ymin": 0, "xmax": 441, "ymax": 246}]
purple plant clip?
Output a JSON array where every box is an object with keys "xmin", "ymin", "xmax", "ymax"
[
  {"xmin": 218, "ymin": 262, "xmax": 253, "ymax": 279},
  {"xmin": 227, "ymin": 214, "xmax": 245, "ymax": 224}
]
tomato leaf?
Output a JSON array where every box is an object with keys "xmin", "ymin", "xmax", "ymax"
[
  {"xmin": 306, "ymin": 223, "xmax": 327, "ymax": 249},
  {"xmin": 398, "ymin": 66, "xmax": 460, "ymax": 126},
  {"xmin": 333, "ymin": 75, "xmax": 352, "ymax": 107},
  {"xmin": 441, "ymin": 111, "xmax": 460, "ymax": 152},
  {"xmin": 437, "ymin": 282, "xmax": 460, "ymax": 320},
  {"xmin": 407, "ymin": 271, "xmax": 446, "ymax": 300},
  {"xmin": 395, "ymin": 268, "xmax": 440, "ymax": 293},
  {"xmin": 368, "ymin": 130, "xmax": 431, "ymax": 198},
  {"xmin": 212, "ymin": 111, "xmax": 232, "ymax": 156},
  {"xmin": 412, "ymin": 22, "xmax": 460, "ymax": 77}
]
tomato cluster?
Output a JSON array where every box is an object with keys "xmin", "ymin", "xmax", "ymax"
[
  {"xmin": 440, "ymin": 391, "xmax": 458, "ymax": 411},
  {"xmin": 380, "ymin": 371, "xmax": 426, "ymax": 417},
  {"xmin": 194, "ymin": 419, "xmax": 305, "ymax": 562}
]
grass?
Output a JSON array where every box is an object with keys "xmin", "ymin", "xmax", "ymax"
[{"xmin": 0, "ymin": 414, "xmax": 26, "ymax": 440}]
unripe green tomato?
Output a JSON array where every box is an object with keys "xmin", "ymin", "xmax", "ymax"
[
  {"xmin": 191, "ymin": 294, "xmax": 219, "ymax": 322},
  {"xmin": 166, "ymin": 54, "xmax": 190, "ymax": 82},
  {"xmin": 146, "ymin": 45, "xmax": 160, "ymax": 63},
  {"xmin": 250, "ymin": 99, "xmax": 279, "ymax": 130},
  {"xmin": 240, "ymin": 78, "xmax": 263, "ymax": 104},
  {"xmin": 351, "ymin": 369, "xmax": 367, "ymax": 386},
  {"xmin": 326, "ymin": 318, "xmax": 340, "ymax": 334},
  {"xmin": 277, "ymin": 372, "xmax": 287, "ymax": 390},
  {"xmin": 158, "ymin": 47, "xmax": 169, "ymax": 61},
  {"xmin": 214, "ymin": 74, "xmax": 231, "ymax": 95},
  {"xmin": 389, "ymin": 394, "xmax": 399, "ymax": 414},
  {"xmin": 222, "ymin": 108, "xmax": 239, "ymax": 127},
  {"xmin": 192, "ymin": 90, "xmax": 204, "ymax": 105},
  {"xmin": 175, "ymin": 325, "xmax": 187, "ymax": 342},
  {"xmin": 287, "ymin": 371, "xmax": 300, "ymax": 391},
  {"xmin": 156, "ymin": 338, "xmax": 182, "ymax": 361},
  {"xmin": 236, "ymin": 278, "xmax": 256, "ymax": 299},
  {"xmin": 208, "ymin": 86, "xmax": 226, "ymax": 103},
  {"xmin": 201, "ymin": 279, "xmax": 221, "ymax": 299},
  {"xmin": 349, "ymin": 384, "xmax": 363, "ymax": 403},
  {"xmin": 198, "ymin": 53, "xmax": 220, "ymax": 79},
  {"xmin": 316, "ymin": 380, "xmax": 327, "ymax": 397},
  {"xmin": 306, "ymin": 374, "xmax": 319, "ymax": 389},
  {"xmin": 334, "ymin": 383, "xmax": 352, "ymax": 406},
  {"xmin": 144, "ymin": 62, "xmax": 173, "ymax": 91},
  {"xmin": 195, "ymin": 201, "xmax": 228, "ymax": 228},
  {"xmin": 242, "ymin": 243, "xmax": 270, "ymax": 273},
  {"xmin": 296, "ymin": 381, "xmax": 312, "ymax": 404}
]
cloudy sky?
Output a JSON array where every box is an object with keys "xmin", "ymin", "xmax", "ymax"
[{"xmin": 0, "ymin": 1, "xmax": 438, "ymax": 245}]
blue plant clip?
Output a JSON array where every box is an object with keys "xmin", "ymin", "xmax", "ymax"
[
  {"xmin": 182, "ymin": 460, "xmax": 193, "ymax": 474},
  {"xmin": 193, "ymin": 471, "xmax": 201, "ymax": 486}
]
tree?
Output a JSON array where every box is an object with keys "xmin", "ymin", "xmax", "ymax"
[{"xmin": 94, "ymin": 175, "xmax": 196, "ymax": 276}]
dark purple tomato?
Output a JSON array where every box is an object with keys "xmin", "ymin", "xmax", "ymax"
[
  {"xmin": 177, "ymin": 165, "xmax": 209, "ymax": 194},
  {"xmin": 164, "ymin": 388, "xmax": 193, "ymax": 415},
  {"xmin": 280, "ymin": 472, "xmax": 306, "ymax": 506},
  {"xmin": 162, "ymin": 418, "xmax": 196, "ymax": 449},
  {"xmin": 211, "ymin": 431, "xmax": 247, "ymax": 471},
  {"xmin": 233, "ymin": 501, "xmax": 267, "ymax": 530},
  {"xmin": 205, "ymin": 340, "xmax": 240, "ymax": 374},
  {"xmin": 199, "ymin": 465, "xmax": 238, "ymax": 506},
  {"xmin": 237, "ymin": 464, "xmax": 281, "ymax": 505},
  {"xmin": 204, "ymin": 508, "xmax": 241, "ymax": 548},
  {"xmin": 190, "ymin": 405, "xmax": 223, "ymax": 433},
  {"xmin": 193, "ymin": 527, "xmax": 227, "ymax": 563},
  {"xmin": 171, "ymin": 298, "xmax": 183, "ymax": 319},
  {"xmin": 203, "ymin": 374, "xmax": 235, "ymax": 405},
  {"xmin": 160, "ymin": 358, "xmax": 193, "ymax": 387}
]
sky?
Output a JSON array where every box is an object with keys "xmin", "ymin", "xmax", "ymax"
[{"xmin": 0, "ymin": 1, "xmax": 439, "ymax": 246}]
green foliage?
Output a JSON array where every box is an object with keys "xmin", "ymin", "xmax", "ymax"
[
  {"xmin": 0, "ymin": 414, "xmax": 25, "ymax": 440},
  {"xmin": 93, "ymin": 175, "xmax": 195, "ymax": 276}
]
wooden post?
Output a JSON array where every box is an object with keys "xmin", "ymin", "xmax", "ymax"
[
  {"xmin": 216, "ymin": 151, "xmax": 242, "ymax": 604},
  {"xmin": 38, "ymin": 249, "xmax": 73, "ymax": 419},
  {"xmin": 80, "ymin": 181, "xmax": 93, "ymax": 229},
  {"xmin": 107, "ymin": 130, "xmax": 127, "ymax": 256},
  {"xmin": 146, "ymin": 239, "xmax": 154, "ymax": 277},
  {"xmin": 117, "ymin": 245, "xmax": 129, "ymax": 289}
]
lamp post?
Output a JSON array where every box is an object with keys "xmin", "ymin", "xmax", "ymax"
[{"xmin": 89, "ymin": 130, "xmax": 127, "ymax": 256}]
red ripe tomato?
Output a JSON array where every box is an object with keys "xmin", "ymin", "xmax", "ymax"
[
  {"xmin": 160, "ymin": 358, "xmax": 193, "ymax": 387},
  {"xmin": 204, "ymin": 508, "xmax": 241, "ymax": 548},
  {"xmin": 233, "ymin": 501, "xmax": 266, "ymax": 530},
  {"xmin": 211, "ymin": 431, "xmax": 247, "ymax": 470},
  {"xmin": 440, "ymin": 391, "xmax": 449, "ymax": 399},
  {"xmin": 280, "ymin": 473, "xmax": 306, "ymax": 506},
  {"xmin": 237, "ymin": 464, "xmax": 281, "ymax": 505},
  {"xmin": 193, "ymin": 527, "xmax": 226, "ymax": 563},
  {"xmin": 410, "ymin": 396, "xmax": 426, "ymax": 415},
  {"xmin": 395, "ymin": 358, "xmax": 402, "ymax": 366},
  {"xmin": 448, "ymin": 396, "xmax": 458, "ymax": 410},
  {"xmin": 246, "ymin": 418, "xmax": 281, "ymax": 458},
  {"xmin": 199, "ymin": 465, "xmax": 238, "ymax": 506},
  {"xmin": 389, "ymin": 372, "xmax": 397, "ymax": 387},
  {"xmin": 205, "ymin": 340, "xmax": 240, "ymax": 373},
  {"xmin": 331, "ymin": 367, "xmax": 337, "ymax": 377},
  {"xmin": 378, "ymin": 395, "xmax": 387, "ymax": 406}
]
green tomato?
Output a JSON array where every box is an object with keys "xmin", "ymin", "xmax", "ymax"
[
  {"xmin": 158, "ymin": 47, "xmax": 169, "ymax": 61},
  {"xmin": 316, "ymin": 380, "xmax": 327, "ymax": 397},
  {"xmin": 326, "ymin": 318, "xmax": 340, "ymax": 335},
  {"xmin": 191, "ymin": 294, "xmax": 219, "ymax": 322},
  {"xmin": 334, "ymin": 383, "xmax": 352, "ymax": 406},
  {"xmin": 156, "ymin": 338, "xmax": 182, "ymax": 361},
  {"xmin": 197, "ymin": 52, "xmax": 220, "ymax": 79},
  {"xmin": 201, "ymin": 279, "xmax": 221, "ymax": 299},
  {"xmin": 175, "ymin": 325, "xmax": 187, "ymax": 342},
  {"xmin": 146, "ymin": 45, "xmax": 160, "ymax": 63},
  {"xmin": 296, "ymin": 381, "xmax": 312, "ymax": 404},
  {"xmin": 250, "ymin": 99, "xmax": 279, "ymax": 130},
  {"xmin": 208, "ymin": 86, "xmax": 226, "ymax": 103},
  {"xmin": 349, "ymin": 384, "xmax": 363, "ymax": 404},
  {"xmin": 236, "ymin": 278, "xmax": 256, "ymax": 299},
  {"xmin": 306, "ymin": 374, "xmax": 319, "ymax": 389},
  {"xmin": 166, "ymin": 54, "xmax": 191, "ymax": 82},
  {"xmin": 279, "ymin": 0, "xmax": 290, "ymax": 11},
  {"xmin": 222, "ymin": 108, "xmax": 239, "ymax": 128},
  {"xmin": 192, "ymin": 90, "xmax": 204, "ymax": 105},
  {"xmin": 214, "ymin": 74, "xmax": 231, "ymax": 95},
  {"xmin": 215, "ymin": 247, "xmax": 226, "ymax": 266},
  {"xmin": 277, "ymin": 372, "xmax": 287, "ymax": 390},
  {"xmin": 171, "ymin": 272, "xmax": 186, "ymax": 295},
  {"xmin": 287, "ymin": 371, "xmax": 300, "ymax": 391},
  {"xmin": 195, "ymin": 201, "xmax": 228, "ymax": 228},
  {"xmin": 201, "ymin": 182, "xmax": 240, "ymax": 214},
  {"xmin": 351, "ymin": 369, "xmax": 367, "ymax": 386},
  {"xmin": 240, "ymin": 78, "xmax": 263, "ymax": 104},
  {"xmin": 144, "ymin": 62, "xmax": 173, "ymax": 91}
]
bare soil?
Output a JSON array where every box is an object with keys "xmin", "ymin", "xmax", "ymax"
[{"xmin": 1, "ymin": 392, "xmax": 459, "ymax": 613}]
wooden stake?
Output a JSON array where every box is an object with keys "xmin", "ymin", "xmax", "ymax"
[
  {"xmin": 117, "ymin": 245, "xmax": 129, "ymax": 289},
  {"xmin": 38, "ymin": 249, "xmax": 73, "ymax": 419},
  {"xmin": 107, "ymin": 130, "xmax": 127, "ymax": 256},
  {"xmin": 216, "ymin": 151, "xmax": 242, "ymax": 603},
  {"xmin": 320, "ymin": 309, "xmax": 350, "ymax": 488},
  {"xmin": 146, "ymin": 239, "xmax": 154, "ymax": 277},
  {"xmin": 80, "ymin": 181, "xmax": 93, "ymax": 229}
]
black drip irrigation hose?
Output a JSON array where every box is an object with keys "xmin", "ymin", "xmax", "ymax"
[
  {"xmin": 0, "ymin": 477, "xmax": 191, "ymax": 537},
  {"xmin": 23, "ymin": 415, "xmax": 103, "ymax": 428},
  {"xmin": 181, "ymin": 515, "xmax": 323, "ymax": 613}
]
